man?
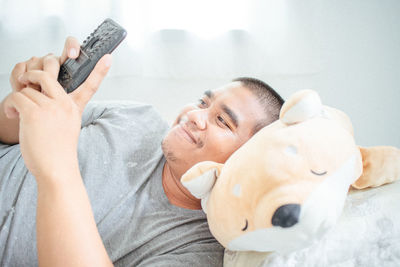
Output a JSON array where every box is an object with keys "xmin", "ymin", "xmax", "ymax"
[{"xmin": 0, "ymin": 37, "xmax": 284, "ymax": 266}]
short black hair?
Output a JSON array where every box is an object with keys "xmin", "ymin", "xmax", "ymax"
[{"xmin": 232, "ymin": 77, "xmax": 284, "ymax": 134}]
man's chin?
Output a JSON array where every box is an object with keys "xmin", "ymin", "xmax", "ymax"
[{"xmin": 161, "ymin": 131, "xmax": 197, "ymax": 164}]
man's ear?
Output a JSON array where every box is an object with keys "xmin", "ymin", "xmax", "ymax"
[
  {"xmin": 181, "ymin": 161, "xmax": 224, "ymax": 213},
  {"xmin": 352, "ymin": 146, "xmax": 400, "ymax": 189}
]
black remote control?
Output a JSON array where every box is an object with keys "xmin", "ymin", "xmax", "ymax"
[{"xmin": 57, "ymin": 18, "xmax": 127, "ymax": 93}]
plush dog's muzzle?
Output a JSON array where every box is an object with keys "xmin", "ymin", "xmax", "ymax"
[{"xmin": 271, "ymin": 204, "xmax": 301, "ymax": 228}]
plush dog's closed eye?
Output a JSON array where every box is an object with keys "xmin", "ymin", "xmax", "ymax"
[{"xmin": 311, "ymin": 170, "xmax": 327, "ymax": 176}]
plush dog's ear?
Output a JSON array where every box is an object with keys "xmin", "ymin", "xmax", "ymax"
[
  {"xmin": 280, "ymin": 89, "xmax": 323, "ymax": 125},
  {"xmin": 181, "ymin": 161, "xmax": 224, "ymax": 213},
  {"xmin": 352, "ymin": 146, "xmax": 400, "ymax": 189}
]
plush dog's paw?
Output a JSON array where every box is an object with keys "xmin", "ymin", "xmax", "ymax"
[
  {"xmin": 353, "ymin": 146, "xmax": 400, "ymax": 189},
  {"xmin": 181, "ymin": 161, "xmax": 223, "ymax": 199}
]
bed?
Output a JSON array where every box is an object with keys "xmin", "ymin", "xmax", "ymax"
[{"xmin": 224, "ymin": 180, "xmax": 400, "ymax": 267}]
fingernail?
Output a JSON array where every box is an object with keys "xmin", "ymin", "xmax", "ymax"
[{"xmin": 69, "ymin": 48, "xmax": 77, "ymax": 58}]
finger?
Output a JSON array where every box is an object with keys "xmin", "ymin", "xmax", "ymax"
[
  {"xmin": 4, "ymin": 106, "xmax": 19, "ymax": 119},
  {"xmin": 10, "ymin": 62, "xmax": 27, "ymax": 91},
  {"xmin": 70, "ymin": 54, "xmax": 112, "ymax": 111},
  {"xmin": 43, "ymin": 53, "xmax": 60, "ymax": 79},
  {"xmin": 26, "ymin": 56, "xmax": 43, "ymax": 71},
  {"xmin": 3, "ymin": 92, "xmax": 37, "ymax": 119},
  {"xmin": 24, "ymin": 56, "xmax": 44, "ymax": 92},
  {"xmin": 19, "ymin": 87, "xmax": 51, "ymax": 107},
  {"xmin": 59, "ymin": 36, "xmax": 81, "ymax": 64},
  {"xmin": 28, "ymin": 84, "xmax": 42, "ymax": 92},
  {"xmin": 19, "ymin": 70, "xmax": 66, "ymax": 99}
]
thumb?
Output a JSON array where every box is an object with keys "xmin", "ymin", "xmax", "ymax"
[{"xmin": 70, "ymin": 54, "xmax": 112, "ymax": 112}]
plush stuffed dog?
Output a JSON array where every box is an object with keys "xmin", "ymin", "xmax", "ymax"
[{"xmin": 181, "ymin": 89, "xmax": 400, "ymax": 253}]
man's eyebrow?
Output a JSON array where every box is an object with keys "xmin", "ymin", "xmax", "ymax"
[
  {"xmin": 221, "ymin": 104, "xmax": 239, "ymax": 128},
  {"xmin": 204, "ymin": 90, "xmax": 214, "ymax": 99}
]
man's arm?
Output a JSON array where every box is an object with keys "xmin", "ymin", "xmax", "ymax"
[
  {"xmin": 0, "ymin": 97, "xmax": 20, "ymax": 144},
  {"xmin": 4, "ymin": 41, "xmax": 112, "ymax": 265},
  {"xmin": 36, "ymin": 161, "xmax": 113, "ymax": 267}
]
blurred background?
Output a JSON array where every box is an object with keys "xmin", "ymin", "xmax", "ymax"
[{"xmin": 0, "ymin": 0, "xmax": 399, "ymax": 147}]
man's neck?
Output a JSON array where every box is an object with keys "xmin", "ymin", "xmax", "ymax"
[{"xmin": 162, "ymin": 162, "xmax": 202, "ymax": 210}]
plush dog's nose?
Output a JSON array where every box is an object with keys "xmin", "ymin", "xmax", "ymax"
[{"xmin": 271, "ymin": 204, "xmax": 301, "ymax": 228}]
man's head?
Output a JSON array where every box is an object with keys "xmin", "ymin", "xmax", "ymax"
[{"xmin": 162, "ymin": 77, "xmax": 284, "ymax": 177}]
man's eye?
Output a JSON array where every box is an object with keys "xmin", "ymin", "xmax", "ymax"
[
  {"xmin": 217, "ymin": 116, "xmax": 231, "ymax": 129},
  {"xmin": 198, "ymin": 99, "xmax": 207, "ymax": 108}
]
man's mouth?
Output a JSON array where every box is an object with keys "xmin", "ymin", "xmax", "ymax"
[{"xmin": 177, "ymin": 123, "xmax": 197, "ymax": 144}]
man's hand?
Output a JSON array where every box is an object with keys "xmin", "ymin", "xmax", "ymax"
[
  {"xmin": 1, "ymin": 36, "xmax": 111, "ymax": 145},
  {"xmin": 7, "ymin": 36, "xmax": 86, "ymax": 117},
  {"xmin": 0, "ymin": 36, "xmax": 92, "ymax": 144},
  {"xmin": 3, "ymin": 53, "xmax": 111, "ymax": 182},
  {"xmin": 9, "ymin": 37, "xmax": 80, "ymax": 92}
]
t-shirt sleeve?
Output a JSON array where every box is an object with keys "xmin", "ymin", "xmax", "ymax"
[
  {"xmin": 0, "ymin": 136, "xmax": 13, "ymax": 150},
  {"xmin": 0, "ymin": 141, "xmax": 8, "ymax": 149}
]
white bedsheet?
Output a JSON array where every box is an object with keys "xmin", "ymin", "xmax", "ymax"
[{"xmin": 224, "ymin": 180, "xmax": 400, "ymax": 267}]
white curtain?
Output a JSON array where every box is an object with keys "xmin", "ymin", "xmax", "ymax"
[
  {"xmin": 0, "ymin": 0, "xmax": 322, "ymax": 78},
  {"xmin": 0, "ymin": 0, "xmax": 399, "ymax": 147}
]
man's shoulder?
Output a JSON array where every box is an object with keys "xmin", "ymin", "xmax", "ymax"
[
  {"xmin": 87, "ymin": 100, "xmax": 152, "ymax": 108},
  {"xmin": 85, "ymin": 100, "xmax": 161, "ymax": 118},
  {"xmin": 79, "ymin": 100, "xmax": 169, "ymax": 157},
  {"xmin": 82, "ymin": 100, "xmax": 169, "ymax": 130}
]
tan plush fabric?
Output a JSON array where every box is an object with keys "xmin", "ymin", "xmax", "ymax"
[
  {"xmin": 181, "ymin": 89, "xmax": 400, "ymax": 254},
  {"xmin": 352, "ymin": 146, "xmax": 400, "ymax": 189}
]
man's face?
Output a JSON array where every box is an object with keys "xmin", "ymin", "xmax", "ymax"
[{"xmin": 162, "ymin": 82, "xmax": 268, "ymax": 172}]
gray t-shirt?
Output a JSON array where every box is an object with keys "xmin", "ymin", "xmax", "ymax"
[{"xmin": 0, "ymin": 101, "xmax": 224, "ymax": 266}]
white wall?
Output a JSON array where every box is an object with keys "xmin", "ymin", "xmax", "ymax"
[{"xmin": 0, "ymin": 0, "xmax": 399, "ymax": 147}]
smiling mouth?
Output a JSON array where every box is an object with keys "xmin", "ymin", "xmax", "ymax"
[{"xmin": 177, "ymin": 124, "xmax": 197, "ymax": 144}]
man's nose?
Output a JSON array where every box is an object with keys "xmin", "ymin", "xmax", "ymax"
[
  {"xmin": 186, "ymin": 108, "xmax": 207, "ymax": 130},
  {"xmin": 271, "ymin": 204, "xmax": 301, "ymax": 228}
]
